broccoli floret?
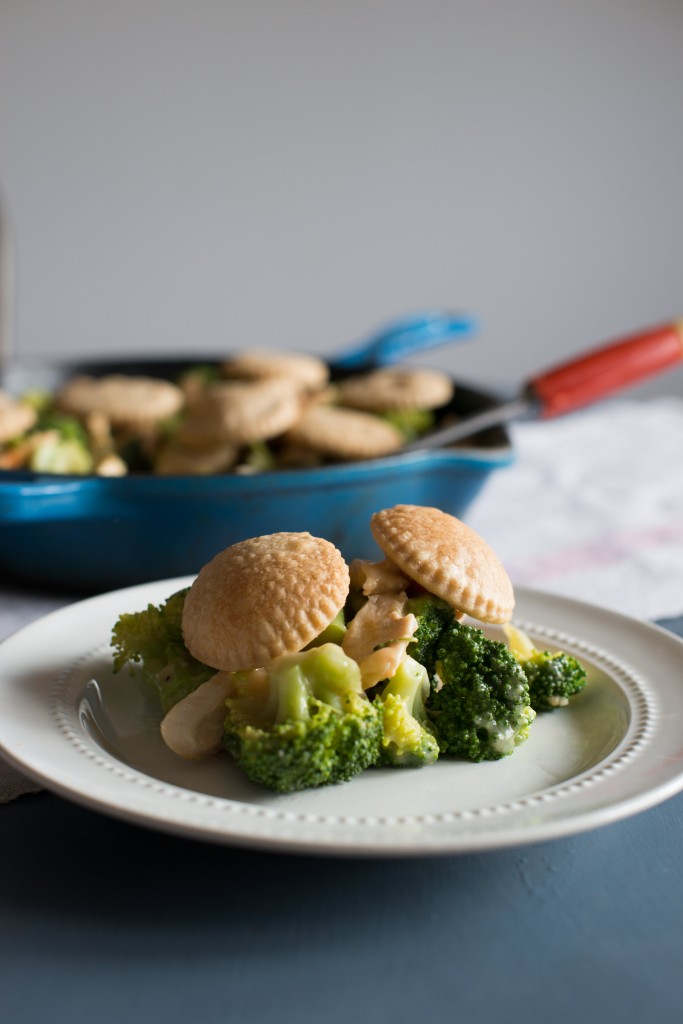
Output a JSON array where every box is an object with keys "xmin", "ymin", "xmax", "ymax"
[
  {"xmin": 223, "ymin": 643, "xmax": 382, "ymax": 793},
  {"xmin": 504, "ymin": 624, "xmax": 587, "ymax": 712},
  {"xmin": 426, "ymin": 621, "xmax": 535, "ymax": 762},
  {"xmin": 381, "ymin": 407, "xmax": 435, "ymax": 442},
  {"xmin": 35, "ymin": 408, "xmax": 89, "ymax": 444},
  {"xmin": 403, "ymin": 596, "xmax": 535, "ymax": 762},
  {"xmin": 19, "ymin": 406, "xmax": 94, "ymax": 474},
  {"xmin": 20, "ymin": 388, "xmax": 53, "ymax": 415},
  {"xmin": 373, "ymin": 655, "xmax": 439, "ymax": 768},
  {"xmin": 111, "ymin": 589, "xmax": 214, "ymax": 713},
  {"xmin": 525, "ymin": 654, "xmax": 587, "ymax": 711},
  {"xmin": 29, "ymin": 434, "xmax": 93, "ymax": 474},
  {"xmin": 405, "ymin": 594, "xmax": 456, "ymax": 676}
]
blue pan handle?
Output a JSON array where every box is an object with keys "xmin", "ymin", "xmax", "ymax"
[{"xmin": 331, "ymin": 309, "xmax": 477, "ymax": 371}]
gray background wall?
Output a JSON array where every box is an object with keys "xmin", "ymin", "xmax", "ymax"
[{"xmin": 2, "ymin": 0, "xmax": 683, "ymax": 399}]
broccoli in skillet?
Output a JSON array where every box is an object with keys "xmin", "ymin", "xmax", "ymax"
[
  {"xmin": 18, "ymin": 399, "xmax": 94, "ymax": 474},
  {"xmin": 112, "ymin": 589, "xmax": 214, "ymax": 714},
  {"xmin": 380, "ymin": 407, "xmax": 435, "ymax": 442},
  {"xmin": 29, "ymin": 431, "xmax": 93, "ymax": 474},
  {"xmin": 405, "ymin": 595, "xmax": 535, "ymax": 762},
  {"xmin": 504, "ymin": 624, "xmax": 588, "ymax": 712},
  {"xmin": 223, "ymin": 643, "xmax": 382, "ymax": 793}
]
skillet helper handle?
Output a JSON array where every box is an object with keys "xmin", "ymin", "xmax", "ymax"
[
  {"xmin": 528, "ymin": 320, "xmax": 683, "ymax": 418},
  {"xmin": 331, "ymin": 310, "xmax": 477, "ymax": 370}
]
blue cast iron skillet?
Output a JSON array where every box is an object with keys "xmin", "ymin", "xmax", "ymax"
[{"xmin": 0, "ymin": 312, "xmax": 513, "ymax": 592}]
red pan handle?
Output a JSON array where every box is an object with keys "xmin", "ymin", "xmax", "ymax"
[{"xmin": 528, "ymin": 320, "xmax": 683, "ymax": 418}]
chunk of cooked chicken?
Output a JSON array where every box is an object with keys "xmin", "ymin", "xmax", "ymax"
[
  {"xmin": 348, "ymin": 557, "xmax": 410, "ymax": 596},
  {"xmin": 160, "ymin": 671, "xmax": 235, "ymax": 759},
  {"xmin": 342, "ymin": 593, "xmax": 418, "ymax": 689}
]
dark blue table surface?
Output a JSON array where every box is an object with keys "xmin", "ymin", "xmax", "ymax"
[{"xmin": 2, "ymin": 618, "xmax": 683, "ymax": 1024}]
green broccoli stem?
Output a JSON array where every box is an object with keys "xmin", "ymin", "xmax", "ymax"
[
  {"xmin": 266, "ymin": 644, "xmax": 365, "ymax": 724},
  {"xmin": 275, "ymin": 665, "xmax": 312, "ymax": 723},
  {"xmin": 374, "ymin": 655, "xmax": 439, "ymax": 769},
  {"xmin": 382, "ymin": 657, "xmax": 429, "ymax": 718}
]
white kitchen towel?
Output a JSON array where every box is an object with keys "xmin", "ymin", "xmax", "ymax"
[{"xmin": 467, "ymin": 396, "xmax": 683, "ymax": 621}]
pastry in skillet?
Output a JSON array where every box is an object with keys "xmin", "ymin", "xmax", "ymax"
[
  {"xmin": 337, "ymin": 367, "xmax": 454, "ymax": 412},
  {"xmin": 221, "ymin": 349, "xmax": 330, "ymax": 392},
  {"xmin": 56, "ymin": 374, "xmax": 185, "ymax": 430}
]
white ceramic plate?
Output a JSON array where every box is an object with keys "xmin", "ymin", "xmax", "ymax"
[{"xmin": 0, "ymin": 577, "xmax": 682, "ymax": 857}]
